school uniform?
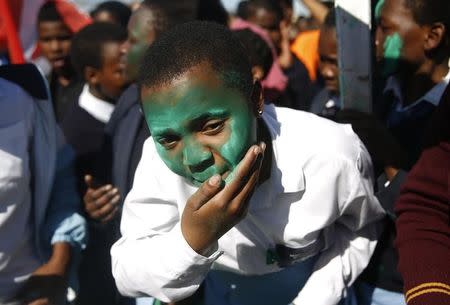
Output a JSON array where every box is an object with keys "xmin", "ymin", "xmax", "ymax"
[
  {"xmin": 357, "ymin": 71, "xmax": 450, "ymax": 305},
  {"xmin": 62, "ymin": 85, "xmax": 126, "ymax": 305},
  {"xmin": 395, "ymin": 142, "xmax": 450, "ymax": 305},
  {"xmin": 112, "ymin": 104, "xmax": 385, "ymax": 305}
]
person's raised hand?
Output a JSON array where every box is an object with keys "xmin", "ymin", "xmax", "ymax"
[
  {"xmin": 83, "ymin": 175, "xmax": 120, "ymax": 223},
  {"xmin": 278, "ymin": 20, "xmax": 293, "ymax": 69},
  {"xmin": 181, "ymin": 142, "xmax": 266, "ymax": 255}
]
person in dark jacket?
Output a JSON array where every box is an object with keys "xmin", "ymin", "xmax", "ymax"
[
  {"xmin": 310, "ymin": 9, "xmax": 340, "ymax": 117},
  {"xmin": 336, "ymin": 1, "xmax": 450, "ymax": 304},
  {"xmin": 394, "ymin": 99, "xmax": 450, "ymax": 305},
  {"xmin": 61, "ymin": 22, "xmax": 129, "ymax": 305}
]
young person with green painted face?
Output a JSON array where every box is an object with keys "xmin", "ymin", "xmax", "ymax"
[
  {"xmin": 336, "ymin": 1, "xmax": 450, "ymax": 305},
  {"xmin": 111, "ymin": 21, "xmax": 385, "ymax": 305}
]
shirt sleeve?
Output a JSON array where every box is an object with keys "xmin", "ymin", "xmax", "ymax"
[
  {"xmin": 292, "ymin": 143, "xmax": 385, "ymax": 305},
  {"xmin": 111, "ymin": 140, "xmax": 222, "ymax": 302},
  {"xmin": 395, "ymin": 144, "xmax": 450, "ymax": 305}
]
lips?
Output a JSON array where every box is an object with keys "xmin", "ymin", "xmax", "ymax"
[
  {"xmin": 190, "ymin": 167, "xmax": 230, "ymax": 185},
  {"xmin": 50, "ymin": 57, "xmax": 66, "ymax": 69}
]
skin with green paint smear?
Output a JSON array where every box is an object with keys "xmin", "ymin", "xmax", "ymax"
[
  {"xmin": 382, "ymin": 33, "xmax": 403, "ymax": 77},
  {"xmin": 375, "ymin": 0, "xmax": 404, "ymax": 77},
  {"xmin": 375, "ymin": 0, "xmax": 385, "ymax": 20},
  {"xmin": 142, "ymin": 83, "xmax": 256, "ymax": 186},
  {"xmin": 125, "ymin": 7, "xmax": 158, "ymax": 81}
]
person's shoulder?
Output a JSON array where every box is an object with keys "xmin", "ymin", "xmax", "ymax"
[
  {"xmin": 109, "ymin": 84, "xmax": 140, "ymax": 127},
  {"xmin": 268, "ymin": 106, "xmax": 364, "ymax": 162},
  {"xmin": 0, "ymin": 77, "xmax": 35, "ymax": 123}
]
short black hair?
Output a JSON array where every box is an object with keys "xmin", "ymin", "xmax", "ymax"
[
  {"xmin": 279, "ymin": 0, "xmax": 293, "ymax": 9},
  {"xmin": 90, "ymin": 1, "xmax": 132, "ymax": 28},
  {"xmin": 196, "ymin": 0, "xmax": 229, "ymax": 26},
  {"xmin": 138, "ymin": 21, "xmax": 253, "ymax": 98},
  {"xmin": 233, "ymin": 29, "xmax": 273, "ymax": 78},
  {"xmin": 323, "ymin": 8, "xmax": 336, "ymax": 29},
  {"xmin": 71, "ymin": 22, "xmax": 127, "ymax": 77},
  {"xmin": 246, "ymin": 0, "xmax": 283, "ymax": 23},
  {"xmin": 37, "ymin": 1, "xmax": 62, "ymax": 24},
  {"xmin": 237, "ymin": 1, "xmax": 250, "ymax": 19},
  {"xmin": 404, "ymin": 0, "xmax": 450, "ymax": 28},
  {"xmin": 404, "ymin": 0, "xmax": 450, "ymax": 49},
  {"xmin": 141, "ymin": 0, "xmax": 198, "ymax": 24}
]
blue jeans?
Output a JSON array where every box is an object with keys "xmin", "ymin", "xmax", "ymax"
[{"xmin": 355, "ymin": 282, "xmax": 406, "ymax": 305}]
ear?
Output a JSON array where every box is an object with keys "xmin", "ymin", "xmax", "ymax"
[
  {"xmin": 251, "ymin": 66, "xmax": 265, "ymax": 82},
  {"xmin": 250, "ymin": 80, "xmax": 264, "ymax": 117},
  {"xmin": 84, "ymin": 66, "xmax": 100, "ymax": 87},
  {"xmin": 424, "ymin": 22, "xmax": 446, "ymax": 52}
]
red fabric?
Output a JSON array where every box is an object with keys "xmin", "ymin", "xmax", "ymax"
[
  {"xmin": 0, "ymin": 0, "xmax": 23, "ymax": 52},
  {"xmin": 395, "ymin": 142, "xmax": 450, "ymax": 305},
  {"xmin": 52, "ymin": 0, "xmax": 91, "ymax": 34},
  {"xmin": 0, "ymin": 0, "xmax": 25, "ymax": 63}
]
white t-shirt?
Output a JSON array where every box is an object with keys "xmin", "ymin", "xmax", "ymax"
[{"xmin": 111, "ymin": 104, "xmax": 385, "ymax": 305}]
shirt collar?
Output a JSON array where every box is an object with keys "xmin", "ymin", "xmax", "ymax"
[
  {"xmin": 262, "ymin": 104, "xmax": 306, "ymax": 193},
  {"xmin": 384, "ymin": 69, "xmax": 450, "ymax": 112},
  {"xmin": 78, "ymin": 84, "xmax": 115, "ymax": 123}
]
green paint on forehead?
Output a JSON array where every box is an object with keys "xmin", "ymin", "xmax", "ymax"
[
  {"xmin": 382, "ymin": 33, "xmax": 403, "ymax": 77},
  {"xmin": 142, "ymin": 83, "xmax": 257, "ymax": 186},
  {"xmin": 375, "ymin": 0, "xmax": 385, "ymax": 20}
]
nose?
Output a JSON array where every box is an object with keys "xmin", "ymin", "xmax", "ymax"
[
  {"xmin": 321, "ymin": 64, "xmax": 335, "ymax": 79},
  {"xmin": 120, "ymin": 39, "xmax": 130, "ymax": 55},
  {"xmin": 49, "ymin": 39, "xmax": 61, "ymax": 53},
  {"xmin": 183, "ymin": 139, "xmax": 214, "ymax": 173}
]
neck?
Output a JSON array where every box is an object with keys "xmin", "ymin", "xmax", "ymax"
[
  {"xmin": 88, "ymin": 85, "xmax": 115, "ymax": 104},
  {"xmin": 401, "ymin": 59, "xmax": 449, "ymax": 106},
  {"xmin": 256, "ymin": 117, "xmax": 272, "ymax": 184}
]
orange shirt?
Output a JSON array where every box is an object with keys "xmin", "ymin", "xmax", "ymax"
[{"xmin": 291, "ymin": 30, "xmax": 320, "ymax": 81}]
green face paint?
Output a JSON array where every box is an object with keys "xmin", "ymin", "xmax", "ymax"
[
  {"xmin": 142, "ymin": 81, "xmax": 256, "ymax": 186},
  {"xmin": 382, "ymin": 33, "xmax": 403, "ymax": 77},
  {"xmin": 375, "ymin": 0, "xmax": 385, "ymax": 20},
  {"xmin": 125, "ymin": 9, "xmax": 157, "ymax": 81}
]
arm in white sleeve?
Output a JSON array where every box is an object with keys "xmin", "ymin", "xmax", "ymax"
[
  {"xmin": 111, "ymin": 140, "xmax": 222, "ymax": 302},
  {"xmin": 293, "ymin": 144, "xmax": 385, "ymax": 305}
]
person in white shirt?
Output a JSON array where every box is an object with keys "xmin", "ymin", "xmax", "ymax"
[{"xmin": 111, "ymin": 21, "xmax": 385, "ymax": 305}]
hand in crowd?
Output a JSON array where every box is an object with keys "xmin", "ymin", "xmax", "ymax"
[
  {"xmin": 83, "ymin": 175, "xmax": 120, "ymax": 223},
  {"xmin": 278, "ymin": 20, "xmax": 293, "ymax": 69},
  {"xmin": 334, "ymin": 109, "xmax": 406, "ymax": 180},
  {"xmin": 15, "ymin": 243, "xmax": 70, "ymax": 305},
  {"xmin": 181, "ymin": 143, "xmax": 265, "ymax": 255}
]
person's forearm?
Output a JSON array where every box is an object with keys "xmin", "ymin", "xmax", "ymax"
[
  {"xmin": 47, "ymin": 242, "xmax": 71, "ymax": 276},
  {"xmin": 301, "ymin": 0, "xmax": 329, "ymax": 24}
]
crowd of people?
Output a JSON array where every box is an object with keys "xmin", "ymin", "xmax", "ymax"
[{"xmin": 0, "ymin": 0, "xmax": 448, "ymax": 305}]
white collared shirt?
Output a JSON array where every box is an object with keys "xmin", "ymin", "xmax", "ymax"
[
  {"xmin": 111, "ymin": 105, "xmax": 385, "ymax": 305},
  {"xmin": 384, "ymin": 69, "xmax": 450, "ymax": 112},
  {"xmin": 78, "ymin": 84, "xmax": 115, "ymax": 124}
]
